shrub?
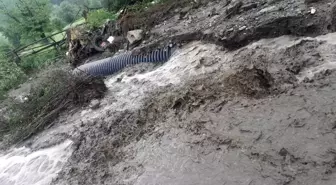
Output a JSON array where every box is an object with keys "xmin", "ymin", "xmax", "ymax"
[
  {"xmin": 2, "ymin": 69, "xmax": 107, "ymax": 145},
  {"xmin": 87, "ymin": 9, "xmax": 117, "ymax": 28},
  {"xmin": 0, "ymin": 58, "xmax": 27, "ymax": 100},
  {"xmin": 19, "ymin": 49, "xmax": 60, "ymax": 73}
]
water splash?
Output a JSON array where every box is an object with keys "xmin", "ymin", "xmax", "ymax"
[{"xmin": 0, "ymin": 140, "xmax": 73, "ymax": 185}]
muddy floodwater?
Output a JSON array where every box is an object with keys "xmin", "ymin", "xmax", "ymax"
[
  {"xmin": 0, "ymin": 140, "xmax": 73, "ymax": 185},
  {"xmin": 2, "ymin": 0, "xmax": 336, "ymax": 184}
]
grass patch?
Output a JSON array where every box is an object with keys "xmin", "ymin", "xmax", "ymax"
[
  {"xmin": 87, "ymin": 9, "xmax": 117, "ymax": 29},
  {"xmin": 52, "ymin": 32, "xmax": 66, "ymax": 42},
  {"xmin": 63, "ymin": 17, "xmax": 86, "ymax": 30}
]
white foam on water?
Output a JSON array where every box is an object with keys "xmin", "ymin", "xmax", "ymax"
[
  {"xmin": 316, "ymin": 32, "xmax": 336, "ymax": 45},
  {"xmin": 297, "ymin": 62, "xmax": 336, "ymax": 81},
  {"xmin": 0, "ymin": 140, "xmax": 73, "ymax": 185},
  {"xmin": 120, "ymin": 42, "xmax": 228, "ymax": 87},
  {"xmin": 297, "ymin": 33, "xmax": 336, "ymax": 81},
  {"xmin": 78, "ymin": 41, "xmax": 229, "ymax": 116}
]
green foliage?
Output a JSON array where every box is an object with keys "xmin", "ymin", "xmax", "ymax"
[
  {"xmin": 19, "ymin": 49, "xmax": 59, "ymax": 72},
  {"xmin": 87, "ymin": 9, "xmax": 116, "ymax": 28},
  {"xmin": 127, "ymin": 0, "xmax": 161, "ymax": 13},
  {"xmin": 87, "ymin": 0, "xmax": 102, "ymax": 8},
  {"xmin": 100, "ymin": 0, "xmax": 141, "ymax": 11},
  {"xmin": 59, "ymin": 1, "xmax": 81, "ymax": 23},
  {"xmin": 0, "ymin": 57, "xmax": 26, "ymax": 99},
  {"xmin": 16, "ymin": 0, "xmax": 53, "ymax": 43},
  {"xmin": 0, "ymin": 33, "xmax": 10, "ymax": 46},
  {"xmin": 7, "ymin": 70, "xmax": 69, "ymax": 130},
  {"xmin": 63, "ymin": 18, "xmax": 86, "ymax": 30},
  {"xmin": 51, "ymin": 17, "xmax": 66, "ymax": 31},
  {"xmin": 51, "ymin": 1, "xmax": 81, "ymax": 26},
  {"xmin": 2, "ymin": 69, "xmax": 106, "ymax": 144},
  {"xmin": 0, "ymin": 34, "xmax": 12, "ymax": 54},
  {"xmin": 0, "ymin": 23, "xmax": 22, "ymax": 47},
  {"xmin": 0, "ymin": 0, "xmax": 53, "ymax": 45}
]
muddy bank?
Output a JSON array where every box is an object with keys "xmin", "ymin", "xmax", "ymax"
[
  {"xmin": 137, "ymin": 0, "xmax": 336, "ymax": 51},
  {"xmin": 49, "ymin": 32, "xmax": 336, "ymax": 185}
]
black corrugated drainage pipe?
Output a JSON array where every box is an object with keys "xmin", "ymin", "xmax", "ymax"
[{"xmin": 74, "ymin": 46, "xmax": 176, "ymax": 77}]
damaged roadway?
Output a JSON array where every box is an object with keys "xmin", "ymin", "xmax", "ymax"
[{"xmin": 18, "ymin": 0, "xmax": 336, "ymax": 184}]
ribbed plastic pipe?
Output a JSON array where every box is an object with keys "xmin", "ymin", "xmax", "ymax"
[{"xmin": 75, "ymin": 46, "xmax": 175, "ymax": 77}]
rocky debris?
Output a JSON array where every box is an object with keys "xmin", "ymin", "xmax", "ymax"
[
  {"xmin": 66, "ymin": 20, "xmax": 125, "ymax": 67},
  {"xmin": 143, "ymin": 0, "xmax": 336, "ymax": 52},
  {"xmin": 68, "ymin": 0, "xmax": 336, "ymax": 67},
  {"xmin": 238, "ymin": 25, "xmax": 247, "ymax": 31},
  {"xmin": 226, "ymin": 0, "xmax": 243, "ymax": 18},
  {"xmin": 104, "ymin": 36, "xmax": 127, "ymax": 53},
  {"xmin": 219, "ymin": 13, "xmax": 332, "ymax": 49},
  {"xmin": 208, "ymin": 7, "xmax": 218, "ymax": 17},
  {"xmin": 179, "ymin": 6, "xmax": 192, "ymax": 17},
  {"xmin": 89, "ymin": 99, "xmax": 100, "ymax": 110},
  {"xmin": 241, "ymin": 2, "xmax": 258, "ymax": 11},
  {"xmin": 305, "ymin": 0, "xmax": 322, "ymax": 4},
  {"xmin": 126, "ymin": 29, "xmax": 144, "ymax": 45},
  {"xmin": 66, "ymin": 0, "xmax": 201, "ymax": 67}
]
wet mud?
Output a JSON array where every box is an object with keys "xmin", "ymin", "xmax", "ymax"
[
  {"xmin": 3, "ymin": 0, "xmax": 336, "ymax": 185},
  {"xmin": 51, "ymin": 33, "xmax": 336, "ymax": 185}
]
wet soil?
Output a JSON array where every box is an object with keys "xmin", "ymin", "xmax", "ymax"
[
  {"xmin": 4, "ymin": 0, "xmax": 336, "ymax": 185},
  {"xmin": 138, "ymin": 0, "xmax": 336, "ymax": 51},
  {"xmin": 49, "ymin": 32, "xmax": 336, "ymax": 185}
]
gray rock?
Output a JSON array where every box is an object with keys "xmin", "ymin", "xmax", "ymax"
[
  {"xmin": 127, "ymin": 29, "xmax": 144, "ymax": 45},
  {"xmin": 239, "ymin": 26, "xmax": 247, "ymax": 31},
  {"xmin": 208, "ymin": 8, "xmax": 218, "ymax": 17},
  {"xmin": 89, "ymin": 99, "xmax": 100, "ymax": 110},
  {"xmin": 180, "ymin": 6, "xmax": 192, "ymax": 14}
]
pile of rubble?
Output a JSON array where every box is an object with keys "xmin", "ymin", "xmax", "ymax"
[
  {"xmin": 66, "ymin": 18, "xmax": 145, "ymax": 67},
  {"xmin": 65, "ymin": 0, "xmax": 200, "ymax": 67}
]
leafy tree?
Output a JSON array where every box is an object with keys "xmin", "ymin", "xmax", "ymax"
[
  {"xmin": 51, "ymin": 0, "xmax": 64, "ymax": 5},
  {"xmin": 87, "ymin": 0, "xmax": 102, "ymax": 8},
  {"xmin": 100, "ymin": 0, "xmax": 130, "ymax": 11},
  {"xmin": 53, "ymin": 1, "xmax": 81, "ymax": 24},
  {"xmin": 0, "ymin": 0, "xmax": 52, "ymax": 44},
  {"xmin": 0, "ymin": 24, "xmax": 21, "ymax": 48},
  {"xmin": 0, "ymin": 57, "xmax": 26, "ymax": 98},
  {"xmin": 15, "ymin": 0, "xmax": 52, "ymax": 42},
  {"xmin": 87, "ymin": 9, "xmax": 116, "ymax": 28}
]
